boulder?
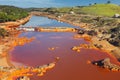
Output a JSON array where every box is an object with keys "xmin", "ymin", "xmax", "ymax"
[
  {"xmin": 77, "ymin": 29, "xmax": 85, "ymax": 34},
  {"xmin": 87, "ymin": 30, "xmax": 97, "ymax": 36},
  {"xmin": 92, "ymin": 58, "xmax": 120, "ymax": 71},
  {"xmin": 113, "ymin": 14, "xmax": 120, "ymax": 18}
]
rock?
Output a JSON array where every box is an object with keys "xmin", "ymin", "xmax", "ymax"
[
  {"xmin": 92, "ymin": 59, "xmax": 104, "ymax": 67},
  {"xmin": 109, "ymin": 39, "xmax": 120, "ymax": 47},
  {"xmin": 113, "ymin": 14, "xmax": 120, "ymax": 18},
  {"xmin": 48, "ymin": 47, "xmax": 55, "ymax": 50},
  {"xmin": 78, "ymin": 30, "xmax": 85, "ymax": 34},
  {"xmin": 47, "ymin": 63, "xmax": 55, "ymax": 69},
  {"xmin": 94, "ymin": 44, "xmax": 103, "ymax": 49},
  {"xmin": 97, "ymin": 34, "xmax": 103, "ymax": 38},
  {"xmin": 16, "ymin": 76, "xmax": 30, "ymax": 80},
  {"xmin": 77, "ymin": 49, "xmax": 80, "ymax": 52},
  {"xmin": 55, "ymin": 57, "xmax": 60, "ymax": 60},
  {"xmin": 87, "ymin": 30, "xmax": 97, "ymax": 36},
  {"xmin": 110, "ymin": 48, "xmax": 120, "ymax": 62},
  {"xmin": 69, "ymin": 11, "xmax": 75, "ymax": 14},
  {"xmin": 92, "ymin": 58, "xmax": 120, "ymax": 71},
  {"xmin": 102, "ymin": 58, "xmax": 111, "ymax": 66},
  {"xmin": 77, "ymin": 29, "xmax": 85, "ymax": 34},
  {"xmin": 104, "ymin": 34, "xmax": 111, "ymax": 39},
  {"xmin": 72, "ymin": 46, "xmax": 79, "ymax": 51}
]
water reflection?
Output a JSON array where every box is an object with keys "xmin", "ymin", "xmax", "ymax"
[{"xmin": 23, "ymin": 16, "xmax": 77, "ymax": 27}]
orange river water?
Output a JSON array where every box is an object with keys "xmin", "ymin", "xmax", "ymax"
[{"xmin": 9, "ymin": 32, "xmax": 120, "ymax": 80}]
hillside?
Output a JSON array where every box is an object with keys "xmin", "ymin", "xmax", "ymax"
[
  {"xmin": 28, "ymin": 4, "xmax": 120, "ymax": 17},
  {"xmin": 79, "ymin": 4, "xmax": 120, "ymax": 17},
  {"xmin": 0, "ymin": 5, "xmax": 28, "ymax": 22}
]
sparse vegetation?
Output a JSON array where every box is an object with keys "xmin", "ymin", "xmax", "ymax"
[{"xmin": 0, "ymin": 28, "xmax": 9, "ymax": 38}]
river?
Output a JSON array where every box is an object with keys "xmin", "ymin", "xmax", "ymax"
[{"xmin": 9, "ymin": 16, "xmax": 120, "ymax": 80}]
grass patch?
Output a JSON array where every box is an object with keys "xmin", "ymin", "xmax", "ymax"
[{"xmin": 79, "ymin": 4, "xmax": 120, "ymax": 17}]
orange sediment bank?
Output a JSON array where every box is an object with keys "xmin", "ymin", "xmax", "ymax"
[
  {"xmin": 72, "ymin": 32, "xmax": 120, "ymax": 68},
  {"xmin": 72, "ymin": 43, "xmax": 120, "ymax": 71},
  {"xmin": 0, "ymin": 14, "xmax": 31, "ymax": 29},
  {"xmin": 0, "ymin": 35, "xmax": 39, "ymax": 79},
  {"xmin": 36, "ymin": 27, "xmax": 76, "ymax": 32},
  {"xmin": 0, "ymin": 62, "xmax": 56, "ymax": 80},
  {"xmin": 72, "ymin": 34, "xmax": 120, "ymax": 64},
  {"xmin": 12, "ymin": 37, "xmax": 35, "ymax": 46},
  {"xmin": 0, "ymin": 14, "xmax": 32, "ymax": 67},
  {"xmin": 0, "ymin": 36, "xmax": 35, "ymax": 67},
  {"xmin": 72, "ymin": 33, "xmax": 119, "ymax": 60},
  {"xmin": 73, "ymin": 34, "xmax": 92, "ymax": 42}
]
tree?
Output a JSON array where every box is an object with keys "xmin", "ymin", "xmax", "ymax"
[
  {"xmin": 89, "ymin": 3, "xmax": 92, "ymax": 6},
  {"xmin": 94, "ymin": 3, "xmax": 97, "ymax": 5},
  {"xmin": 0, "ymin": 28, "xmax": 8, "ymax": 38},
  {"xmin": 0, "ymin": 5, "xmax": 28, "ymax": 23},
  {"xmin": 107, "ymin": 1, "xmax": 111, "ymax": 4}
]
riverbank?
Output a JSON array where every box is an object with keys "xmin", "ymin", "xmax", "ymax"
[
  {"xmin": 31, "ymin": 12, "xmax": 120, "ymax": 62},
  {"xmin": 0, "ymin": 15, "xmax": 32, "ymax": 67},
  {"xmin": 0, "ymin": 14, "xmax": 31, "ymax": 29}
]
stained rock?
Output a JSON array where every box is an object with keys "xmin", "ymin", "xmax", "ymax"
[{"xmin": 92, "ymin": 58, "xmax": 120, "ymax": 71}]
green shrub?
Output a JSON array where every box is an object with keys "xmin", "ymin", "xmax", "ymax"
[{"xmin": 0, "ymin": 28, "xmax": 9, "ymax": 38}]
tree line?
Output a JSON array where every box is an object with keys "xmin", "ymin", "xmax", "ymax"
[{"xmin": 0, "ymin": 5, "xmax": 28, "ymax": 22}]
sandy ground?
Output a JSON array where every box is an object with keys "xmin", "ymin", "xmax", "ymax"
[
  {"xmin": 0, "ymin": 45, "xmax": 9, "ymax": 66},
  {"xmin": 0, "ymin": 57, "xmax": 9, "ymax": 67}
]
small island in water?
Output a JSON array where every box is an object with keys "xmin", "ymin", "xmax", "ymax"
[{"xmin": 1, "ymin": 1, "xmax": 120, "ymax": 80}]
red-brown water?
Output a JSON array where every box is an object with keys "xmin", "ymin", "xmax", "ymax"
[{"xmin": 9, "ymin": 32, "xmax": 120, "ymax": 80}]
